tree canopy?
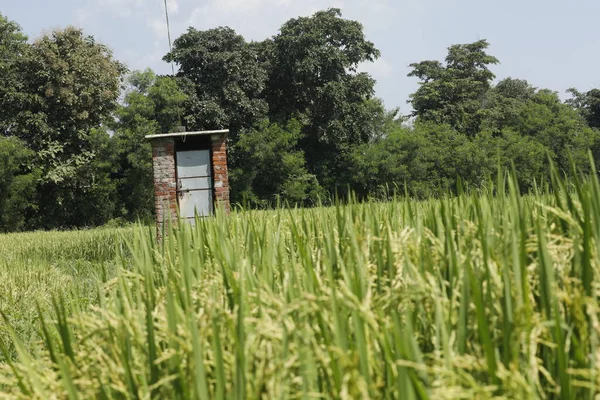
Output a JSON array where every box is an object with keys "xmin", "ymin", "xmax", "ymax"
[
  {"xmin": 409, "ymin": 40, "xmax": 499, "ymax": 136},
  {"xmin": 568, "ymin": 88, "xmax": 600, "ymax": 129},
  {"xmin": 0, "ymin": 10, "xmax": 599, "ymax": 231},
  {"xmin": 164, "ymin": 27, "xmax": 268, "ymax": 135}
]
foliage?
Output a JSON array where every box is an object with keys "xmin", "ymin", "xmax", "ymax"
[
  {"xmin": 5, "ymin": 27, "xmax": 126, "ymax": 229},
  {"xmin": 485, "ymin": 82, "xmax": 600, "ymax": 173},
  {"xmin": 348, "ymin": 119, "xmax": 557, "ymax": 199},
  {"xmin": 266, "ymin": 8, "xmax": 379, "ymax": 121},
  {"xmin": 166, "ymin": 9, "xmax": 384, "ymax": 197},
  {"xmin": 408, "ymin": 40, "xmax": 499, "ymax": 136},
  {"xmin": 111, "ymin": 69, "xmax": 188, "ymax": 221},
  {"xmin": 14, "ymin": 27, "xmax": 126, "ymax": 153},
  {"xmin": 2, "ymin": 168, "xmax": 600, "ymax": 398},
  {"xmin": 266, "ymin": 8, "xmax": 383, "ymax": 188},
  {"xmin": 1, "ymin": 10, "xmax": 600, "ymax": 233},
  {"xmin": 567, "ymin": 88, "xmax": 600, "ymax": 129},
  {"xmin": 0, "ymin": 13, "xmax": 29, "ymax": 136},
  {"xmin": 231, "ymin": 119, "xmax": 322, "ymax": 206},
  {"xmin": 165, "ymin": 27, "xmax": 268, "ymax": 135},
  {"xmin": 0, "ymin": 137, "xmax": 39, "ymax": 232},
  {"xmin": 349, "ymin": 122, "xmax": 455, "ymax": 197},
  {"xmin": 480, "ymin": 78, "xmax": 537, "ymax": 132},
  {"xmin": 0, "ymin": 227, "xmax": 132, "ymax": 361}
]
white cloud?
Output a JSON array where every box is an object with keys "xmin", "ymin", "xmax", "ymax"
[
  {"xmin": 209, "ymin": 0, "xmax": 291, "ymax": 14},
  {"xmin": 166, "ymin": 0, "xmax": 179, "ymax": 14},
  {"xmin": 74, "ymin": 8, "xmax": 89, "ymax": 25},
  {"xmin": 149, "ymin": 17, "xmax": 167, "ymax": 38},
  {"xmin": 357, "ymin": 0, "xmax": 393, "ymax": 14},
  {"xmin": 359, "ymin": 57, "xmax": 393, "ymax": 79},
  {"xmin": 119, "ymin": 40, "xmax": 171, "ymax": 73},
  {"xmin": 82, "ymin": 0, "xmax": 178, "ymax": 19},
  {"xmin": 96, "ymin": 0, "xmax": 144, "ymax": 18},
  {"xmin": 74, "ymin": 0, "xmax": 181, "ymax": 45},
  {"xmin": 186, "ymin": 0, "xmax": 346, "ymax": 40},
  {"xmin": 71, "ymin": 0, "xmax": 397, "ymax": 94}
]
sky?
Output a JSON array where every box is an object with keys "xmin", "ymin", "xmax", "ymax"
[{"xmin": 2, "ymin": 0, "xmax": 599, "ymax": 112}]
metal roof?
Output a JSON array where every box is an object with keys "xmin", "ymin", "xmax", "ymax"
[{"xmin": 145, "ymin": 129, "xmax": 229, "ymax": 140}]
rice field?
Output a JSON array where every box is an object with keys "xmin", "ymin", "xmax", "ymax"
[
  {"xmin": 0, "ymin": 227, "xmax": 132, "ymax": 361},
  {"xmin": 1, "ymin": 167, "xmax": 600, "ymax": 399}
]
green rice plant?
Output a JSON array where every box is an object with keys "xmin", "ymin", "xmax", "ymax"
[
  {"xmin": 1, "ymin": 164, "xmax": 600, "ymax": 398},
  {"xmin": 0, "ymin": 227, "xmax": 133, "ymax": 361}
]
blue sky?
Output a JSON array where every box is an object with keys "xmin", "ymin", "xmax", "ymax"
[{"xmin": 3, "ymin": 0, "xmax": 599, "ymax": 112}]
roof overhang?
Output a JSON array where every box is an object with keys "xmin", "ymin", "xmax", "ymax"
[{"xmin": 145, "ymin": 129, "xmax": 229, "ymax": 140}]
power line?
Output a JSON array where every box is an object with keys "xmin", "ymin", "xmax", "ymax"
[
  {"xmin": 163, "ymin": 0, "xmax": 175, "ymax": 77},
  {"xmin": 163, "ymin": 0, "xmax": 183, "ymax": 128}
]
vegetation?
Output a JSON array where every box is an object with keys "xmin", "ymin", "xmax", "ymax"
[
  {"xmin": 0, "ymin": 227, "xmax": 132, "ymax": 360},
  {"xmin": 0, "ymin": 166, "xmax": 600, "ymax": 398},
  {"xmin": 1, "ymin": 7, "xmax": 600, "ymax": 397},
  {"xmin": 1, "ymin": 9, "xmax": 599, "ymax": 230}
]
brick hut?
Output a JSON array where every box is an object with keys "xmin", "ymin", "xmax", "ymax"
[{"xmin": 146, "ymin": 129, "xmax": 230, "ymax": 232}]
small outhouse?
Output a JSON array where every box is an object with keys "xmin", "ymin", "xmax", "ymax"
[{"xmin": 146, "ymin": 129, "xmax": 230, "ymax": 231}]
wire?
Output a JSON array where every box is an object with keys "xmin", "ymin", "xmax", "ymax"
[
  {"xmin": 163, "ymin": 0, "xmax": 175, "ymax": 76},
  {"xmin": 163, "ymin": 0, "xmax": 183, "ymax": 129}
]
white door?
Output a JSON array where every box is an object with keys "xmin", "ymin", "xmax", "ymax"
[{"xmin": 176, "ymin": 150, "xmax": 212, "ymax": 221}]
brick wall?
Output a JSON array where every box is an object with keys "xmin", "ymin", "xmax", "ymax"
[
  {"xmin": 149, "ymin": 133, "xmax": 230, "ymax": 238},
  {"xmin": 211, "ymin": 133, "xmax": 230, "ymax": 214},
  {"xmin": 151, "ymin": 138, "xmax": 177, "ymax": 232}
]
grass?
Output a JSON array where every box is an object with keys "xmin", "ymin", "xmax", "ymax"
[
  {"xmin": 1, "ymin": 167, "xmax": 600, "ymax": 398},
  {"xmin": 0, "ymin": 227, "xmax": 133, "ymax": 360}
]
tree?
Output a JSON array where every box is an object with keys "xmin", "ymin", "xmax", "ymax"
[
  {"xmin": 348, "ymin": 124, "xmax": 432, "ymax": 198},
  {"xmin": 166, "ymin": 9, "xmax": 383, "ymax": 199},
  {"xmin": 348, "ymin": 120, "xmax": 552, "ymax": 199},
  {"xmin": 10, "ymin": 27, "xmax": 126, "ymax": 228},
  {"xmin": 480, "ymin": 78, "xmax": 537, "ymax": 133},
  {"xmin": 231, "ymin": 119, "xmax": 322, "ymax": 206},
  {"xmin": 112, "ymin": 69, "xmax": 188, "ymax": 221},
  {"xmin": 408, "ymin": 40, "xmax": 499, "ymax": 136},
  {"xmin": 567, "ymin": 88, "xmax": 600, "ymax": 129},
  {"xmin": 265, "ymin": 8, "xmax": 383, "ymax": 189},
  {"xmin": 0, "ymin": 13, "xmax": 29, "ymax": 135},
  {"xmin": 54, "ymin": 127, "xmax": 119, "ymax": 227},
  {"xmin": 486, "ymin": 84, "xmax": 598, "ymax": 174},
  {"xmin": 266, "ymin": 8, "xmax": 379, "ymax": 120},
  {"xmin": 349, "ymin": 122, "xmax": 473, "ymax": 198},
  {"xmin": 0, "ymin": 137, "xmax": 39, "ymax": 231},
  {"xmin": 164, "ymin": 27, "xmax": 268, "ymax": 135},
  {"xmin": 14, "ymin": 28, "xmax": 125, "ymax": 151},
  {"xmin": 456, "ymin": 129, "xmax": 549, "ymax": 191}
]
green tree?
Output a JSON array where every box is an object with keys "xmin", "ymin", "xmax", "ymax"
[
  {"xmin": 349, "ymin": 123, "xmax": 471, "ymax": 198},
  {"xmin": 456, "ymin": 129, "xmax": 548, "ymax": 191},
  {"xmin": 567, "ymin": 88, "xmax": 600, "ymax": 129},
  {"xmin": 0, "ymin": 137, "xmax": 40, "ymax": 231},
  {"xmin": 480, "ymin": 78, "xmax": 537, "ymax": 133},
  {"xmin": 348, "ymin": 121, "xmax": 550, "ymax": 198},
  {"xmin": 167, "ymin": 10, "xmax": 383, "ymax": 200},
  {"xmin": 408, "ymin": 40, "xmax": 499, "ymax": 136},
  {"xmin": 11, "ymin": 27, "xmax": 126, "ymax": 228},
  {"xmin": 0, "ymin": 13, "xmax": 29, "ymax": 135},
  {"xmin": 485, "ymin": 82, "xmax": 598, "ymax": 174},
  {"xmin": 15, "ymin": 28, "xmax": 126, "ymax": 151},
  {"xmin": 266, "ymin": 8, "xmax": 379, "ymax": 120},
  {"xmin": 231, "ymin": 119, "xmax": 322, "ymax": 206},
  {"xmin": 266, "ymin": 8, "xmax": 382, "ymax": 188},
  {"xmin": 164, "ymin": 27, "xmax": 268, "ymax": 135},
  {"xmin": 112, "ymin": 69, "xmax": 188, "ymax": 221}
]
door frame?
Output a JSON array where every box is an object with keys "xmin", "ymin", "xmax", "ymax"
[{"xmin": 173, "ymin": 135, "xmax": 214, "ymax": 218}]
